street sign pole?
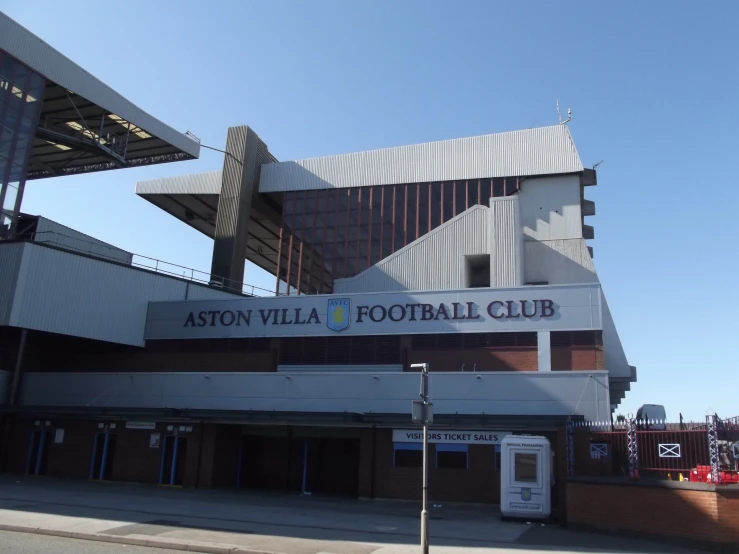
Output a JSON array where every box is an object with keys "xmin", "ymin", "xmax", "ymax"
[{"xmin": 411, "ymin": 362, "xmax": 430, "ymax": 554}]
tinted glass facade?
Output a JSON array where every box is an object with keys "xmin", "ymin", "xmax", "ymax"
[
  {"xmin": 276, "ymin": 177, "xmax": 519, "ymax": 294},
  {"xmin": 0, "ymin": 50, "xmax": 45, "ymax": 237}
]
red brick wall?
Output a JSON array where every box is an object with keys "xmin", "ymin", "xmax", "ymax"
[
  {"xmin": 551, "ymin": 346, "xmax": 603, "ymax": 371},
  {"xmin": 567, "ymin": 480, "xmax": 739, "ymax": 545},
  {"xmin": 372, "ymin": 429, "xmax": 501, "ymax": 504},
  {"xmin": 409, "ymin": 348, "xmax": 538, "ymax": 371}
]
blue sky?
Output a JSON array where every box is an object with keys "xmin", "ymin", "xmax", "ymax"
[{"xmin": 2, "ymin": 1, "xmax": 737, "ymax": 420}]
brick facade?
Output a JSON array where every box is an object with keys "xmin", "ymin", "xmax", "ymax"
[
  {"xmin": 8, "ymin": 328, "xmax": 603, "ymax": 374},
  {"xmin": 566, "ymin": 479, "xmax": 739, "ymax": 547},
  {"xmin": 2, "ymin": 417, "xmax": 569, "ymax": 508},
  {"xmin": 371, "ymin": 429, "xmax": 501, "ymax": 504}
]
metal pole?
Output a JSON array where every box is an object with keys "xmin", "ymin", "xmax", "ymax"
[
  {"xmin": 421, "ymin": 417, "xmax": 429, "ymax": 554},
  {"xmin": 413, "ymin": 362, "xmax": 430, "ymax": 554}
]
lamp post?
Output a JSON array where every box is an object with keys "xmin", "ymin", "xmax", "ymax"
[{"xmin": 411, "ymin": 362, "xmax": 431, "ymax": 554}]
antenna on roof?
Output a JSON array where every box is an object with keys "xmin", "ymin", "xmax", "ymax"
[{"xmin": 556, "ymin": 100, "xmax": 572, "ymax": 125}]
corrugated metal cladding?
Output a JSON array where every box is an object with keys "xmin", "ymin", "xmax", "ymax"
[
  {"xmin": 0, "ymin": 243, "xmax": 23, "ymax": 325},
  {"xmin": 7, "ymin": 243, "xmax": 241, "ymax": 346},
  {"xmin": 18, "ymin": 370, "xmax": 611, "ymax": 421},
  {"xmin": 0, "ymin": 12, "xmax": 199, "ymax": 158},
  {"xmin": 524, "ymin": 239, "xmax": 597, "ymax": 285},
  {"xmin": 259, "ymin": 125, "xmax": 584, "ymax": 193},
  {"xmin": 135, "ymin": 170, "xmax": 223, "ymax": 196},
  {"xmin": 489, "ymin": 196, "xmax": 523, "ymax": 288},
  {"xmin": 35, "ymin": 217, "xmax": 132, "ymax": 265},
  {"xmin": 334, "ymin": 205, "xmax": 489, "ymax": 294}
]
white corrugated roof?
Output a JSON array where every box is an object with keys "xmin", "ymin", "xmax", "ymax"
[
  {"xmin": 136, "ymin": 170, "xmax": 222, "ymax": 195},
  {"xmin": 259, "ymin": 125, "xmax": 583, "ymax": 193}
]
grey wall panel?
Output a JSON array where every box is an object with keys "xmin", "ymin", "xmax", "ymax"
[
  {"xmin": 19, "ymin": 370, "xmax": 611, "ymax": 421},
  {"xmin": 35, "ymin": 217, "xmax": 132, "ymax": 265},
  {"xmin": 259, "ymin": 126, "xmax": 583, "ymax": 192},
  {"xmin": 0, "ymin": 242, "xmax": 23, "ymax": 325},
  {"xmin": 9, "ymin": 243, "xmax": 187, "ymax": 345},
  {"xmin": 183, "ymin": 283, "xmax": 247, "ymax": 301},
  {"xmin": 136, "ymin": 171, "xmax": 223, "ymax": 195},
  {"xmin": 601, "ymin": 293, "xmax": 631, "ymax": 379},
  {"xmin": 0, "ymin": 12, "xmax": 199, "ymax": 158},
  {"xmin": 524, "ymin": 239, "xmax": 597, "ymax": 285},
  {"xmin": 489, "ymin": 196, "xmax": 523, "ymax": 288},
  {"xmin": 334, "ymin": 205, "xmax": 489, "ymax": 294},
  {"xmin": 518, "ymin": 175, "xmax": 583, "ymax": 240},
  {"xmin": 6, "ymin": 243, "xmax": 236, "ymax": 346}
]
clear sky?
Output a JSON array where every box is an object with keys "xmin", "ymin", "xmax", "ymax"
[{"xmin": 2, "ymin": 1, "xmax": 737, "ymax": 421}]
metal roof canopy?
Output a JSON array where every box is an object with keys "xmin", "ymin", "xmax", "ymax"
[
  {"xmin": 0, "ymin": 11, "xmax": 200, "ymax": 180},
  {"xmin": 259, "ymin": 125, "xmax": 585, "ymax": 193},
  {"xmin": 136, "ymin": 172, "xmax": 284, "ymax": 280}
]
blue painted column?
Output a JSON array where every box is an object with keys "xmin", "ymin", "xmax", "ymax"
[
  {"xmin": 99, "ymin": 432, "xmax": 110, "ymax": 480},
  {"xmin": 34, "ymin": 430, "xmax": 46, "ymax": 476},
  {"xmin": 158, "ymin": 437, "xmax": 168, "ymax": 485},
  {"xmin": 301, "ymin": 439, "xmax": 308, "ymax": 494},
  {"xmin": 170, "ymin": 436, "xmax": 180, "ymax": 485},
  {"xmin": 89, "ymin": 433, "xmax": 100, "ymax": 480}
]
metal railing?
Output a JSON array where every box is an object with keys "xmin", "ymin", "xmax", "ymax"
[{"xmin": 24, "ymin": 231, "xmax": 277, "ymax": 297}]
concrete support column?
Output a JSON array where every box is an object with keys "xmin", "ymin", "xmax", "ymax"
[
  {"xmin": 210, "ymin": 126, "xmax": 273, "ymax": 290},
  {"xmin": 537, "ymin": 330, "xmax": 551, "ymax": 372}
]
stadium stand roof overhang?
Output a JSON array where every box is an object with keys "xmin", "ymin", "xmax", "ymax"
[{"xmin": 0, "ymin": 11, "xmax": 200, "ymax": 180}]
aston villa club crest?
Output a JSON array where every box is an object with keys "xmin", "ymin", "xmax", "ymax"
[
  {"xmin": 327, "ymin": 298, "xmax": 351, "ymax": 332},
  {"xmin": 521, "ymin": 488, "xmax": 532, "ymax": 502}
]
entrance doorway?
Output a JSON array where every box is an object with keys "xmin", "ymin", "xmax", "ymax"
[
  {"xmin": 304, "ymin": 437, "xmax": 360, "ymax": 496},
  {"xmin": 159, "ymin": 435, "xmax": 187, "ymax": 486},
  {"xmin": 238, "ymin": 432, "xmax": 360, "ymax": 497},
  {"xmin": 25, "ymin": 429, "xmax": 50, "ymax": 476},
  {"xmin": 89, "ymin": 431, "xmax": 117, "ymax": 481}
]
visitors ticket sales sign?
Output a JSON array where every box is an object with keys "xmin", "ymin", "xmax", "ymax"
[
  {"xmin": 393, "ymin": 429, "xmax": 510, "ymax": 445},
  {"xmin": 144, "ymin": 283, "xmax": 602, "ymax": 340}
]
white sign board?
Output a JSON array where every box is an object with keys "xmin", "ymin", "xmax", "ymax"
[
  {"xmin": 145, "ymin": 284, "xmax": 602, "ymax": 340},
  {"xmin": 54, "ymin": 429, "xmax": 64, "ymax": 444},
  {"xmin": 126, "ymin": 422, "xmax": 156, "ymax": 430},
  {"xmin": 393, "ymin": 429, "xmax": 510, "ymax": 445}
]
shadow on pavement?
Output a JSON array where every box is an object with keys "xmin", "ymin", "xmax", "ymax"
[{"xmin": 0, "ymin": 476, "xmax": 711, "ymax": 554}]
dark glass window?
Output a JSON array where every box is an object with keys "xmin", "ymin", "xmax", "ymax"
[
  {"xmin": 381, "ymin": 185, "xmax": 395, "ymax": 259},
  {"xmin": 430, "ymin": 182, "xmax": 442, "ymax": 229},
  {"xmin": 436, "ymin": 444, "xmax": 468, "ymax": 469},
  {"xmin": 407, "ymin": 184, "xmax": 418, "ymax": 241},
  {"xmin": 455, "ymin": 180, "xmax": 467, "ymax": 216},
  {"xmin": 275, "ymin": 175, "xmax": 524, "ymax": 291},
  {"xmin": 467, "ymin": 180, "xmax": 480, "ymax": 206},
  {"xmin": 418, "ymin": 182, "xmax": 430, "ymax": 237},
  {"xmin": 394, "ymin": 443, "xmax": 423, "ymax": 467},
  {"xmin": 493, "ymin": 178, "xmax": 505, "ymax": 198},
  {"xmin": 442, "ymin": 181, "xmax": 454, "ymax": 222},
  {"xmin": 514, "ymin": 452, "xmax": 538, "ymax": 483}
]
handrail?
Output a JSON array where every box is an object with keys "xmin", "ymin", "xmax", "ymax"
[{"xmin": 27, "ymin": 231, "xmax": 278, "ymax": 297}]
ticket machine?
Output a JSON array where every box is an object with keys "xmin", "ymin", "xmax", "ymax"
[{"xmin": 500, "ymin": 435, "xmax": 551, "ymax": 519}]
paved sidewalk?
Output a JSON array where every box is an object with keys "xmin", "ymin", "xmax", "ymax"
[{"xmin": 0, "ymin": 476, "xmax": 707, "ymax": 554}]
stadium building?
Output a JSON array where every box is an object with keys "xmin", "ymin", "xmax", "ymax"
[{"xmin": 0, "ymin": 12, "xmax": 635, "ymax": 508}]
